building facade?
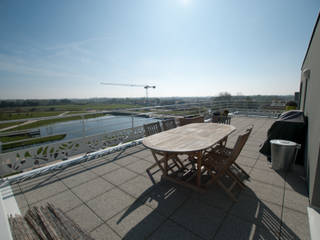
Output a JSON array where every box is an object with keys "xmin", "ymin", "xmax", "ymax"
[{"xmin": 300, "ymin": 12, "xmax": 320, "ymax": 208}]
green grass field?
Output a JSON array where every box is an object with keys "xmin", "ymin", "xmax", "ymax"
[
  {"xmin": 2, "ymin": 134, "xmax": 66, "ymax": 151},
  {"xmin": 0, "ymin": 111, "xmax": 65, "ymax": 121},
  {"xmin": 0, "ymin": 103, "xmax": 140, "ymax": 121},
  {"xmin": 6, "ymin": 113, "xmax": 107, "ymax": 132},
  {"xmin": 0, "ymin": 134, "xmax": 32, "ymax": 143}
]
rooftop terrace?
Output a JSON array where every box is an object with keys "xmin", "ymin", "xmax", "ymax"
[{"xmin": 3, "ymin": 117, "xmax": 309, "ymax": 240}]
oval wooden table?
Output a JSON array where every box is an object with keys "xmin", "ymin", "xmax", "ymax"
[{"xmin": 143, "ymin": 123, "xmax": 236, "ymax": 191}]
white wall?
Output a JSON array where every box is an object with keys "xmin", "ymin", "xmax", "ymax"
[{"xmin": 302, "ymin": 15, "xmax": 320, "ymax": 207}]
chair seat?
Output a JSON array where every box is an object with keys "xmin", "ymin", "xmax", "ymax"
[
  {"xmin": 201, "ymin": 125, "xmax": 253, "ymax": 201},
  {"xmin": 209, "ymin": 145, "xmax": 233, "ymax": 156},
  {"xmin": 203, "ymin": 150, "xmax": 234, "ymax": 173}
]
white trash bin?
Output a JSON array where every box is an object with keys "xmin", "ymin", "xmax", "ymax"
[{"xmin": 270, "ymin": 139, "xmax": 301, "ymax": 171}]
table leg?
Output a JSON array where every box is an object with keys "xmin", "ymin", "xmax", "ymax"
[
  {"xmin": 196, "ymin": 151, "xmax": 203, "ymax": 187},
  {"xmin": 164, "ymin": 152, "xmax": 168, "ymax": 176}
]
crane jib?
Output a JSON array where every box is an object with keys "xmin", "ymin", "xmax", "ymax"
[{"xmin": 100, "ymin": 82, "xmax": 156, "ymax": 101}]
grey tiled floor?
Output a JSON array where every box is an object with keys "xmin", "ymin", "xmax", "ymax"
[{"xmin": 11, "ymin": 117, "xmax": 310, "ymax": 240}]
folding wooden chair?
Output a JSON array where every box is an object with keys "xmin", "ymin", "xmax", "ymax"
[
  {"xmin": 143, "ymin": 122, "xmax": 162, "ymax": 137},
  {"xmin": 212, "ymin": 115, "xmax": 231, "ymax": 124},
  {"xmin": 162, "ymin": 118, "xmax": 177, "ymax": 131},
  {"xmin": 179, "ymin": 116, "xmax": 204, "ymax": 126},
  {"xmin": 144, "ymin": 122, "xmax": 184, "ymax": 182},
  {"xmin": 211, "ymin": 115, "xmax": 231, "ymax": 147},
  {"xmin": 212, "ymin": 125, "xmax": 253, "ymax": 179},
  {"xmin": 203, "ymin": 126, "xmax": 253, "ymax": 201}
]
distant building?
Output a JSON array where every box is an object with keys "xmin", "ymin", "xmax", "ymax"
[
  {"xmin": 294, "ymin": 92, "xmax": 300, "ymax": 104},
  {"xmin": 270, "ymin": 100, "xmax": 286, "ymax": 107}
]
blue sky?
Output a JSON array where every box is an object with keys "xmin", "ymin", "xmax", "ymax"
[{"xmin": 0, "ymin": 0, "xmax": 319, "ymax": 99}]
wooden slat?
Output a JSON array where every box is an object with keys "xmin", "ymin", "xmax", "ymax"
[
  {"xmin": 9, "ymin": 215, "xmax": 37, "ymax": 240},
  {"xmin": 143, "ymin": 123, "xmax": 236, "ymax": 153},
  {"xmin": 143, "ymin": 122, "xmax": 162, "ymax": 137},
  {"xmin": 179, "ymin": 116, "xmax": 204, "ymax": 126},
  {"xmin": 202, "ymin": 126, "xmax": 253, "ymax": 201},
  {"xmin": 9, "ymin": 204, "xmax": 94, "ymax": 240},
  {"xmin": 162, "ymin": 119, "xmax": 177, "ymax": 131}
]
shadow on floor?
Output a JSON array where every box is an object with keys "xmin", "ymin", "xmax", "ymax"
[{"xmin": 115, "ymin": 177, "xmax": 301, "ymax": 240}]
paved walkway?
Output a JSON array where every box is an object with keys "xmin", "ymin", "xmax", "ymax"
[{"xmin": 0, "ymin": 120, "xmax": 38, "ymax": 132}]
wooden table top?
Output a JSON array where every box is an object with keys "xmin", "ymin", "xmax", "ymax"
[{"xmin": 142, "ymin": 123, "xmax": 236, "ymax": 153}]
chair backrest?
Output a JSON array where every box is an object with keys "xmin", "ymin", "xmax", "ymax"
[
  {"xmin": 212, "ymin": 115, "xmax": 231, "ymax": 124},
  {"xmin": 162, "ymin": 118, "xmax": 177, "ymax": 131},
  {"xmin": 143, "ymin": 122, "xmax": 162, "ymax": 137},
  {"xmin": 179, "ymin": 116, "xmax": 204, "ymax": 126},
  {"xmin": 229, "ymin": 125, "xmax": 253, "ymax": 162}
]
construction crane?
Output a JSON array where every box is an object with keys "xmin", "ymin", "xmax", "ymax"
[{"xmin": 100, "ymin": 82, "xmax": 156, "ymax": 102}]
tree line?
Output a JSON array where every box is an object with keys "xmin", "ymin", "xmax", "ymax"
[{"xmin": 0, "ymin": 99, "xmax": 72, "ymax": 108}]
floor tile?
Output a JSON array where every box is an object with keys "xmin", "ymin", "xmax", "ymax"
[
  {"xmin": 139, "ymin": 183, "xmax": 190, "ymax": 217},
  {"xmin": 22, "ymin": 179, "xmax": 68, "ymax": 204},
  {"xmin": 281, "ymin": 208, "xmax": 310, "ymax": 240},
  {"xmin": 240, "ymin": 150, "xmax": 260, "ymax": 160},
  {"xmin": 214, "ymin": 215, "xmax": 279, "ymax": 240},
  {"xmin": 250, "ymin": 168, "xmax": 285, "ymax": 188},
  {"xmin": 170, "ymin": 198, "xmax": 226, "ymax": 240},
  {"xmin": 66, "ymin": 204, "xmax": 103, "ymax": 232},
  {"xmin": 254, "ymin": 159, "xmax": 273, "ymax": 171},
  {"xmin": 285, "ymin": 171, "xmax": 308, "ymax": 196},
  {"xmin": 31, "ymin": 189, "xmax": 82, "ymax": 212},
  {"xmin": 149, "ymin": 219, "xmax": 202, "ymax": 240},
  {"xmin": 114, "ymin": 155, "xmax": 140, "ymax": 166},
  {"xmin": 90, "ymin": 224, "xmax": 120, "ymax": 240},
  {"xmin": 125, "ymin": 159, "xmax": 154, "ymax": 174},
  {"xmin": 258, "ymin": 154, "xmax": 270, "ymax": 162},
  {"xmin": 143, "ymin": 167, "xmax": 163, "ymax": 184},
  {"xmin": 191, "ymin": 184, "xmax": 233, "ymax": 211},
  {"xmin": 116, "ymin": 147, "xmax": 145, "ymax": 158},
  {"xmin": 236, "ymin": 155, "xmax": 257, "ymax": 168},
  {"xmin": 18, "ymin": 174, "xmax": 61, "ymax": 192},
  {"xmin": 230, "ymin": 194, "xmax": 282, "ymax": 236},
  {"xmin": 57, "ymin": 168, "xmax": 98, "ymax": 189},
  {"xmin": 119, "ymin": 175, "xmax": 156, "ymax": 198},
  {"xmin": 107, "ymin": 203, "xmax": 165, "ymax": 239},
  {"xmin": 87, "ymin": 188, "xmax": 135, "ymax": 221},
  {"xmin": 244, "ymin": 180, "xmax": 284, "ymax": 205},
  {"xmin": 72, "ymin": 177, "xmax": 114, "ymax": 202},
  {"xmin": 243, "ymin": 144, "xmax": 261, "ymax": 153},
  {"xmin": 12, "ymin": 189, "xmax": 29, "ymax": 209},
  {"xmin": 101, "ymin": 168, "xmax": 137, "ymax": 185},
  {"xmin": 88, "ymin": 162, "xmax": 121, "ymax": 176},
  {"xmin": 283, "ymin": 189, "xmax": 309, "ymax": 214},
  {"xmin": 132, "ymin": 149, "xmax": 154, "ymax": 162}
]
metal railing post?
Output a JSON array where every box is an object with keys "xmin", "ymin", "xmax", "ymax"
[
  {"xmin": 131, "ymin": 115, "xmax": 134, "ymax": 140},
  {"xmin": 81, "ymin": 115, "xmax": 85, "ymax": 137}
]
